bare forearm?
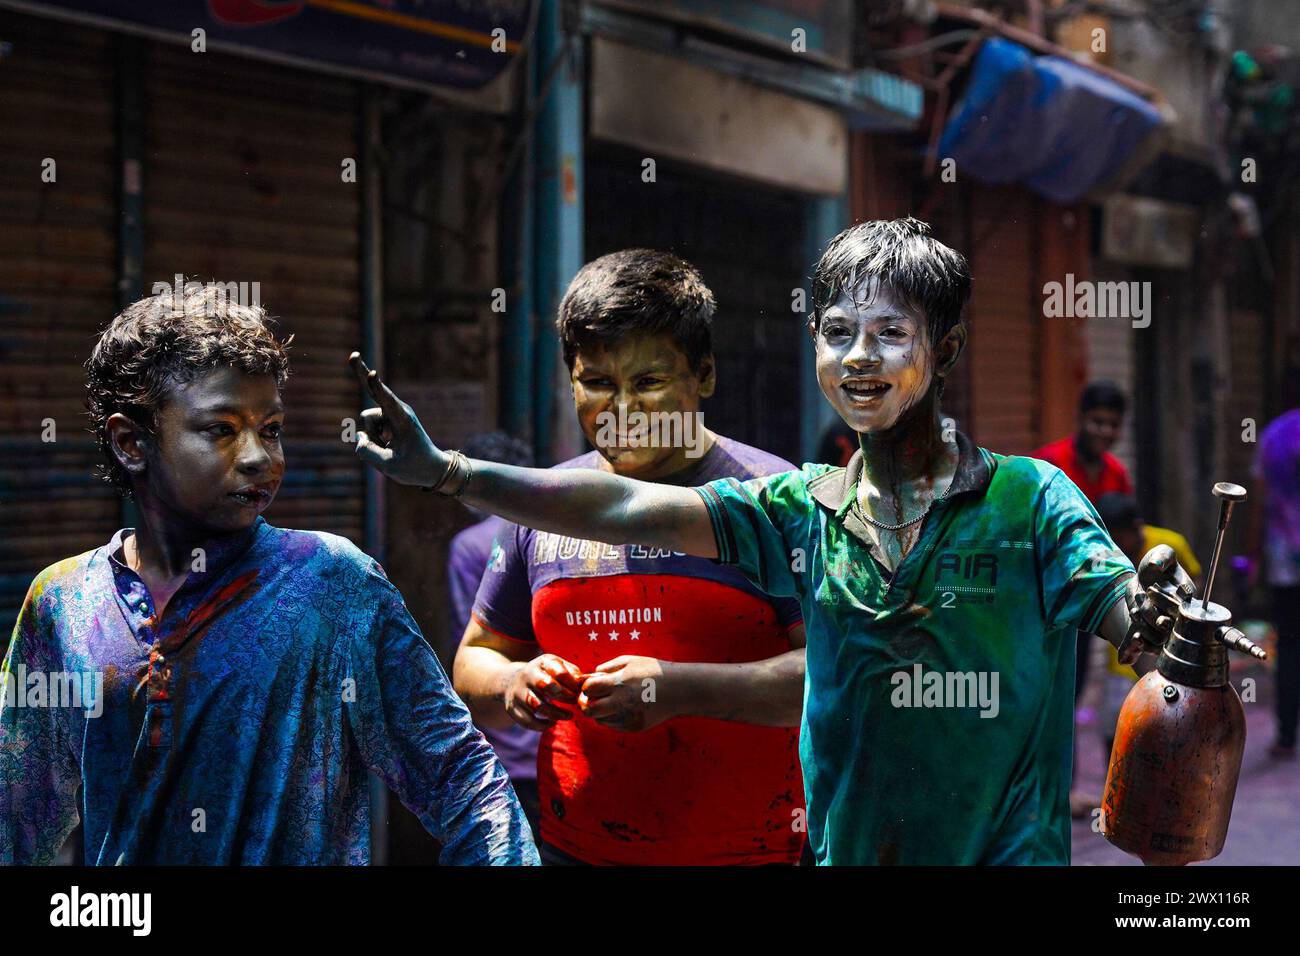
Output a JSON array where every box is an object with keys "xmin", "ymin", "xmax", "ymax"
[
  {"xmin": 454, "ymin": 645, "xmax": 524, "ymax": 730},
  {"xmin": 464, "ymin": 461, "xmax": 638, "ymax": 543},
  {"xmin": 459, "ymin": 460, "xmax": 716, "ymax": 557},
  {"xmin": 668, "ymin": 649, "xmax": 806, "ymax": 727}
]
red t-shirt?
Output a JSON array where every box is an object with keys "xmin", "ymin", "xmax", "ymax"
[
  {"xmin": 471, "ymin": 438, "xmax": 804, "ymax": 865},
  {"xmin": 1031, "ymin": 436, "xmax": 1133, "ymax": 503}
]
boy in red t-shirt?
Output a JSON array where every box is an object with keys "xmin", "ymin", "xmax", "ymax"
[{"xmin": 451, "ymin": 250, "xmax": 806, "ymax": 865}]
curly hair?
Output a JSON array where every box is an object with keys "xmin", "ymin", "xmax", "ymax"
[{"xmin": 85, "ymin": 283, "xmax": 291, "ymax": 496}]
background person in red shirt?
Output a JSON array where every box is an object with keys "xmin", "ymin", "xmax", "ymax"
[
  {"xmin": 452, "ymin": 249, "xmax": 806, "ymax": 865},
  {"xmin": 1032, "ymin": 380, "xmax": 1134, "ymax": 815},
  {"xmin": 1032, "ymin": 381, "xmax": 1134, "ymax": 504}
]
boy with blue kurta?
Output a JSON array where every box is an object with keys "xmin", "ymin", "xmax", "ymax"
[{"xmin": 1, "ymin": 287, "xmax": 536, "ymax": 865}]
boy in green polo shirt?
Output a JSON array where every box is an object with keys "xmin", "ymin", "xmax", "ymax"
[{"xmin": 348, "ymin": 222, "xmax": 1177, "ymax": 865}]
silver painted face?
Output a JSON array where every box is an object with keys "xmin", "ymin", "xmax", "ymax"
[{"xmin": 814, "ymin": 277, "xmax": 935, "ymax": 435}]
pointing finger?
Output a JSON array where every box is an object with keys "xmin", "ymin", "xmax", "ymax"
[
  {"xmin": 349, "ymin": 352, "xmax": 402, "ymax": 419},
  {"xmin": 349, "ymin": 352, "xmax": 376, "ymax": 398},
  {"xmin": 367, "ymin": 369, "xmax": 406, "ymax": 420}
]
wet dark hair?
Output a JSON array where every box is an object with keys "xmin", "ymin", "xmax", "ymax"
[
  {"xmin": 85, "ymin": 283, "xmax": 291, "ymax": 497},
  {"xmin": 1097, "ymin": 492, "xmax": 1141, "ymax": 532},
  {"xmin": 557, "ymin": 249, "xmax": 715, "ymax": 371},
  {"xmin": 1080, "ymin": 380, "xmax": 1128, "ymax": 417},
  {"xmin": 810, "ymin": 217, "xmax": 971, "ymax": 347}
]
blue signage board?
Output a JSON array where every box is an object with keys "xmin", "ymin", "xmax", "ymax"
[{"xmin": 10, "ymin": 0, "xmax": 532, "ymax": 89}]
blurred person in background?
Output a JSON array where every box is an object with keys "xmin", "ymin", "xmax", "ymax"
[
  {"xmin": 1033, "ymin": 382, "xmax": 1135, "ymax": 700},
  {"xmin": 1248, "ymin": 400, "xmax": 1300, "ymax": 759},
  {"xmin": 1033, "ymin": 382, "xmax": 1134, "ymax": 817},
  {"xmin": 447, "ymin": 431, "xmax": 541, "ymax": 837},
  {"xmin": 1032, "ymin": 382, "xmax": 1134, "ymax": 504}
]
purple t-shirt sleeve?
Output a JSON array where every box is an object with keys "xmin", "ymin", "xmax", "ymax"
[
  {"xmin": 772, "ymin": 595, "xmax": 802, "ymax": 631},
  {"xmin": 446, "ymin": 537, "xmax": 482, "ymax": 638},
  {"xmin": 470, "ymin": 523, "xmax": 538, "ymax": 644}
]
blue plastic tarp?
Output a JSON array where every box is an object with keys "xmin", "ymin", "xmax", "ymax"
[{"xmin": 937, "ymin": 37, "xmax": 1164, "ymax": 204}]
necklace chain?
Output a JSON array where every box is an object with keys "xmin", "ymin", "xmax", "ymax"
[{"xmin": 858, "ymin": 484, "xmax": 952, "ymax": 532}]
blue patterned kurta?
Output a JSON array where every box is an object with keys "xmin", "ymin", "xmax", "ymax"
[{"xmin": 0, "ymin": 517, "xmax": 538, "ymax": 865}]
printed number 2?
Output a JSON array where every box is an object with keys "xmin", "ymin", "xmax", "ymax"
[{"xmin": 941, "ymin": 592, "xmax": 956, "ymax": 608}]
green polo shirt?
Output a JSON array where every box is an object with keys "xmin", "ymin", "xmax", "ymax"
[{"xmin": 695, "ymin": 432, "xmax": 1134, "ymax": 865}]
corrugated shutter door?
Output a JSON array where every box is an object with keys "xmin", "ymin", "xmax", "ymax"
[
  {"xmin": 0, "ymin": 13, "xmax": 120, "ymax": 637},
  {"xmin": 141, "ymin": 43, "xmax": 363, "ymax": 543},
  {"xmin": 585, "ymin": 146, "xmax": 806, "ymax": 463},
  {"xmin": 922, "ymin": 191, "xmax": 973, "ymax": 435},
  {"xmin": 968, "ymin": 188, "xmax": 1038, "ymax": 455},
  {"xmin": 1086, "ymin": 262, "xmax": 1138, "ymax": 478}
]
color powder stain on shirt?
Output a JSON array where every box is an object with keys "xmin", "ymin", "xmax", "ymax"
[
  {"xmin": 473, "ymin": 435, "xmax": 806, "ymax": 866},
  {"xmin": 697, "ymin": 432, "xmax": 1134, "ymax": 865},
  {"xmin": 1, "ymin": 517, "xmax": 537, "ymax": 866}
]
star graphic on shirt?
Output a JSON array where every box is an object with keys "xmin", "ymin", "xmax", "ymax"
[
  {"xmin": 629, "ymin": 629, "xmax": 640, "ymax": 640},
  {"xmin": 588, "ymin": 630, "xmax": 598, "ymax": 641},
  {"xmin": 609, "ymin": 630, "xmax": 619, "ymax": 640}
]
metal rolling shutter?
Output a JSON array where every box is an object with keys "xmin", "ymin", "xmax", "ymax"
[
  {"xmin": 1085, "ymin": 262, "xmax": 1138, "ymax": 478},
  {"xmin": 141, "ymin": 42, "xmax": 364, "ymax": 544},
  {"xmin": 920, "ymin": 188, "xmax": 974, "ymax": 436},
  {"xmin": 967, "ymin": 187, "xmax": 1039, "ymax": 455},
  {"xmin": 585, "ymin": 145, "xmax": 806, "ymax": 464},
  {"xmin": 0, "ymin": 13, "xmax": 120, "ymax": 638}
]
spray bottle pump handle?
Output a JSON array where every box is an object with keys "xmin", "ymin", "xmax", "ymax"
[
  {"xmin": 1203, "ymin": 483, "xmax": 1267, "ymax": 661},
  {"xmin": 1201, "ymin": 482, "xmax": 1247, "ymax": 608}
]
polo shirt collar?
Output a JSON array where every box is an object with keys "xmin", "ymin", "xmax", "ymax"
[{"xmin": 807, "ymin": 430, "xmax": 992, "ymax": 516}]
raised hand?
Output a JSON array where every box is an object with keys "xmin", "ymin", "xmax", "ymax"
[{"xmin": 348, "ymin": 352, "xmax": 447, "ymax": 487}]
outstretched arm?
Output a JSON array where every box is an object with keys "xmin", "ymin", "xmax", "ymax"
[{"xmin": 348, "ymin": 354, "xmax": 717, "ymax": 557}]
